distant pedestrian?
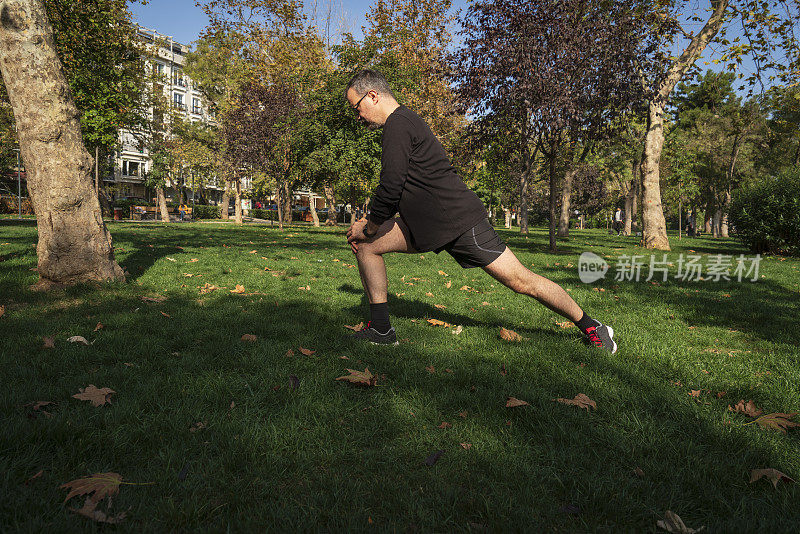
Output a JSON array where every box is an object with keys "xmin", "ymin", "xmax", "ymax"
[{"xmin": 613, "ymin": 208, "xmax": 623, "ymax": 235}]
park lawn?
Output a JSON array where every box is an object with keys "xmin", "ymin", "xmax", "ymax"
[{"xmin": 1, "ymin": 219, "xmax": 799, "ymax": 532}]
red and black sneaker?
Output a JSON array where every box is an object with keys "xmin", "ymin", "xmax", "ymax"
[
  {"xmin": 351, "ymin": 321, "xmax": 398, "ymax": 345},
  {"xmin": 585, "ymin": 324, "xmax": 617, "ymax": 354}
]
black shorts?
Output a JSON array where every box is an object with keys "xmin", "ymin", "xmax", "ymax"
[{"xmin": 435, "ymin": 219, "xmax": 507, "ymax": 269}]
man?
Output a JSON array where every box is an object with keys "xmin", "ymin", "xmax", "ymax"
[
  {"xmin": 344, "ymin": 70, "xmax": 616, "ymax": 353},
  {"xmin": 613, "ymin": 208, "xmax": 623, "ymax": 235}
]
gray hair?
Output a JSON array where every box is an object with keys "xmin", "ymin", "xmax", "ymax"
[{"xmin": 345, "ymin": 69, "xmax": 395, "ymax": 99}]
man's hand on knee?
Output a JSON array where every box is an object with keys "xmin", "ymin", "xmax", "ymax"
[{"xmin": 346, "ymin": 217, "xmax": 379, "ymax": 253}]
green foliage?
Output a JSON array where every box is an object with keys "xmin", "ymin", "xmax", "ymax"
[
  {"xmin": 191, "ymin": 205, "xmax": 222, "ymax": 219},
  {"xmin": 729, "ymin": 169, "xmax": 800, "ymax": 255}
]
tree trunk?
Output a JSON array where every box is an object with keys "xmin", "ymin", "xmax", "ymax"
[
  {"xmin": 234, "ymin": 177, "xmax": 242, "ymax": 224},
  {"xmin": 704, "ymin": 197, "xmax": 713, "ymax": 234},
  {"xmin": 0, "ymin": 0, "xmax": 123, "ymax": 286},
  {"xmin": 323, "ymin": 184, "xmax": 337, "ymax": 226},
  {"xmin": 281, "ymin": 181, "xmax": 292, "ymax": 224},
  {"xmin": 276, "ymin": 185, "xmax": 284, "ymax": 230},
  {"xmin": 503, "ymin": 207, "xmax": 511, "ymax": 228},
  {"xmin": 220, "ymin": 186, "xmax": 229, "ymax": 220},
  {"xmin": 548, "ymin": 152, "xmax": 558, "ymax": 252},
  {"xmin": 310, "ymin": 197, "xmax": 320, "ymax": 227},
  {"xmin": 157, "ymin": 186, "xmax": 170, "ymax": 221},
  {"xmin": 642, "ymin": 101, "xmax": 671, "ymax": 250},
  {"xmin": 720, "ymin": 188, "xmax": 731, "ymax": 238},
  {"xmin": 518, "ymin": 170, "xmax": 529, "ymax": 235},
  {"xmin": 557, "ymin": 167, "xmax": 576, "ymax": 237},
  {"xmin": 640, "ymin": 0, "xmax": 729, "ymax": 250},
  {"xmin": 623, "ymin": 154, "xmax": 641, "ymax": 235}
]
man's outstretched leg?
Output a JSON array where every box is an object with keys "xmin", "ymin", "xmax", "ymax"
[
  {"xmin": 349, "ymin": 218, "xmax": 416, "ymax": 345},
  {"xmin": 483, "ymin": 248, "xmax": 617, "ymax": 353}
]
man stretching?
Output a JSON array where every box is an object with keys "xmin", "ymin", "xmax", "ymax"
[{"xmin": 344, "ymin": 70, "xmax": 617, "ymax": 354}]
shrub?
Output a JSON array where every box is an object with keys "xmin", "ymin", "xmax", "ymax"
[
  {"xmin": 729, "ymin": 169, "xmax": 800, "ymax": 256},
  {"xmin": 192, "ymin": 205, "xmax": 221, "ymax": 220}
]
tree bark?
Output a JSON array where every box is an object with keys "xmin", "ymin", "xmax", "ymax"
[
  {"xmin": 323, "ymin": 184, "xmax": 337, "ymax": 225},
  {"xmin": 220, "ymin": 186, "xmax": 229, "ymax": 220},
  {"xmin": 557, "ymin": 167, "xmax": 576, "ymax": 237},
  {"xmin": 281, "ymin": 180, "xmax": 292, "ymax": 224},
  {"xmin": 548, "ymin": 151, "xmax": 558, "ymax": 252},
  {"xmin": 156, "ymin": 186, "xmax": 170, "ymax": 221},
  {"xmin": 309, "ymin": 196, "xmax": 319, "ymax": 227},
  {"xmin": 234, "ymin": 177, "xmax": 242, "ymax": 224},
  {"xmin": 704, "ymin": 197, "xmax": 713, "ymax": 234},
  {"xmin": 276, "ymin": 185, "xmax": 284, "ymax": 230},
  {"xmin": 0, "ymin": 0, "xmax": 123, "ymax": 286},
  {"xmin": 518, "ymin": 169, "xmax": 529, "ymax": 235},
  {"xmin": 641, "ymin": 0, "xmax": 729, "ymax": 250},
  {"xmin": 503, "ymin": 207, "xmax": 511, "ymax": 228}
]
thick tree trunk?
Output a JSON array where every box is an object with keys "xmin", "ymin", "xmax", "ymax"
[
  {"xmin": 557, "ymin": 167, "xmax": 576, "ymax": 237},
  {"xmin": 234, "ymin": 177, "xmax": 242, "ymax": 224},
  {"xmin": 156, "ymin": 186, "xmax": 170, "ymax": 221},
  {"xmin": 220, "ymin": 187, "xmax": 229, "ymax": 220},
  {"xmin": 503, "ymin": 207, "xmax": 511, "ymax": 228},
  {"xmin": 281, "ymin": 181, "xmax": 292, "ymax": 224},
  {"xmin": 548, "ymin": 153, "xmax": 558, "ymax": 252},
  {"xmin": 276, "ymin": 185, "xmax": 284, "ymax": 230},
  {"xmin": 310, "ymin": 197, "xmax": 320, "ymax": 227},
  {"xmin": 0, "ymin": 0, "xmax": 123, "ymax": 286},
  {"xmin": 720, "ymin": 188, "xmax": 731, "ymax": 238},
  {"xmin": 323, "ymin": 184, "xmax": 337, "ymax": 226},
  {"xmin": 642, "ymin": 101, "xmax": 671, "ymax": 250},
  {"xmin": 623, "ymin": 154, "xmax": 641, "ymax": 235},
  {"xmin": 641, "ymin": 0, "xmax": 728, "ymax": 250},
  {"xmin": 704, "ymin": 197, "xmax": 713, "ymax": 234}
]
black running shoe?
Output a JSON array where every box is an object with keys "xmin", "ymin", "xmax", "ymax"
[
  {"xmin": 351, "ymin": 321, "xmax": 398, "ymax": 345},
  {"xmin": 585, "ymin": 324, "xmax": 617, "ymax": 354}
]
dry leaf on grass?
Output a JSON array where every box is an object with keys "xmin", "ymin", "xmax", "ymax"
[
  {"xmin": 344, "ymin": 322, "xmax": 364, "ymax": 331},
  {"xmin": 160, "ymin": 311, "xmax": 171, "ymax": 318},
  {"xmin": 425, "ymin": 365, "xmax": 435, "ymax": 374},
  {"xmin": 189, "ymin": 421, "xmax": 207, "ymax": 432},
  {"xmin": 425, "ymin": 292, "xmax": 434, "ymax": 297},
  {"xmin": 241, "ymin": 334, "xmax": 257, "ymax": 342},
  {"xmin": 460, "ymin": 285, "xmax": 473, "ymax": 291},
  {"xmin": 25, "ymin": 470, "xmax": 43, "ymax": 485},
  {"xmin": 728, "ymin": 400, "xmax": 762, "ymax": 418},
  {"xmin": 438, "ymin": 270, "xmax": 448, "ymax": 276},
  {"xmin": 42, "ymin": 336, "xmax": 55, "ymax": 349},
  {"xmin": 749, "ymin": 468, "xmax": 795, "ymax": 488},
  {"xmin": 23, "ymin": 400, "xmax": 54, "ymax": 417},
  {"xmin": 505, "ymin": 397, "xmax": 529, "ymax": 408},
  {"xmin": 187, "ymin": 258, "xmax": 199, "ymax": 263},
  {"xmin": 554, "ymin": 393, "xmax": 597, "ymax": 410},
  {"xmin": 0, "ymin": 305, "xmax": 4, "ymax": 318},
  {"xmin": 499, "ymin": 327, "xmax": 523, "ymax": 342},
  {"xmin": 438, "ymin": 421, "xmax": 451, "ymax": 429},
  {"xmin": 230, "ymin": 284, "xmax": 246, "ymax": 294},
  {"xmin": 298, "ymin": 347, "xmax": 316, "ymax": 356},
  {"xmin": 452, "ymin": 325, "xmax": 463, "ymax": 335},
  {"xmin": 335, "ymin": 368, "xmax": 377, "ymax": 386},
  {"xmin": 67, "ymin": 336, "xmax": 91, "ymax": 346},
  {"xmin": 200, "ymin": 283, "xmax": 219, "ymax": 294},
  {"xmin": 656, "ymin": 510, "xmax": 704, "ymax": 533},
  {"xmin": 285, "ymin": 349, "xmax": 294, "ymax": 357},
  {"xmin": 61, "ymin": 472, "xmax": 122, "ymax": 503},
  {"xmin": 748, "ymin": 412, "xmax": 799, "ymax": 433},
  {"xmin": 71, "ymin": 496, "xmax": 126, "ymax": 524},
  {"xmin": 555, "ymin": 321, "xmax": 574, "ymax": 329},
  {"xmin": 460, "ymin": 443, "xmax": 472, "ymax": 450},
  {"xmin": 434, "ymin": 304, "xmax": 447, "ymax": 309},
  {"xmin": 298, "ymin": 285, "xmax": 311, "ymax": 291},
  {"xmin": 445, "ymin": 280, "xmax": 452, "ymax": 289},
  {"xmin": 72, "ymin": 385, "xmax": 115, "ymax": 407},
  {"xmin": 427, "ymin": 318, "xmax": 453, "ymax": 328}
]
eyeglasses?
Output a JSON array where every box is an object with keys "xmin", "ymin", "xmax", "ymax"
[{"xmin": 352, "ymin": 91, "xmax": 370, "ymax": 115}]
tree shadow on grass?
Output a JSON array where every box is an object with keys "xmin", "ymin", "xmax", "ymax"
[{"xmin": 3, "ymin": 285, "xmax": 797, "ymax": 531}]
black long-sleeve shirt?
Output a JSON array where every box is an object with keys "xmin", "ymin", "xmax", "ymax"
[{"xmin": 367, "ymin": 106, "xmax": 487, "ymax": 252}]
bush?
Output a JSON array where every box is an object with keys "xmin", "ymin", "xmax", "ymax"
[
  {"xmin": 729, "ymin": 169, "xmax": 800, "ymax": 256},
  {"xmin": 192, "ymin": 205, "xmax": 221, "ymax": 220},
  {"xmin": 249, "ymin": 208, "xmax": 275, "ymax": 220}
]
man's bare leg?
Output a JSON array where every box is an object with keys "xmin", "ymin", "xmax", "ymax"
[
  {"xmin": 354, "ymin": 218, "xmax": 417, "ymax": 303},
  {"xmin": 483, "ymin": 248, "xmax": 583, "ymax": 321}
]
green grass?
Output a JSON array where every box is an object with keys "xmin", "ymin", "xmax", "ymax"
[{"xmin": 1, "ymin": 219, "xmax": 799, "ymax": 532}]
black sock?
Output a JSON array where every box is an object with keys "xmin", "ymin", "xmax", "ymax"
[
  {"xmin": 575, "ymin": 312, "xmax": 600, "ymax": 335},
  {"xmin": 369, "ymin": 302, "xmax": 391, "ymax": 333}
]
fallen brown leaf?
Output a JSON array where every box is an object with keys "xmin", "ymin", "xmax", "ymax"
[
  {"xmin": 344, "ymin": 322, "xmax": 364, "ymax": 331},
  {"xmin": 499, "ymin": 327, "xmax": 523, "ymax": 342},
  {"xmin": 749, "ymin": 468, "xmax": 796, "ymax": 488},
  {"xmin": 25, "ymin": 470, "xmax": 43, "ymax": 485},
  {"xmin": 460, "ymin": 443, "xmax": 472, "ymax": 450},
  {"xmin": 506, "ymin": 397, "xmax": 529, "ymax": 408},
  {"xmin": 200, "ymin": 283, "xmax": 219, "ymax": 294},
  {"xmin": 425, "ymin": 292, "xmax": 434, "ymax": 297},
  {"xmin": 728, "ymin": 399, "xmax": 762, "ymax": 418},
  {"xmin": 187, "ymin": 258, "xmax": 199, "ymax": 263},
  {"xmin": 445, "ymin": 280, "xmax": 452, "ymax": 289},
  {"xmin": 189, "ymin": 421, "xmax": 207, "ymax": 432},
  {"xmin": 427, "ymin": 318, "xmax": 453, "ymax": 328},
  {"xmin": 438, "ymin": 270, "xmax": 448, "ymax": 276},
  {"xmin": 656, "ymin": 510, "xmax": 704, "ymax": 533},
  {"xmin": 298, "ymin": 347, "xmax": 316, "ymax": 356},
  {"xmin": 0, "ymin": 305, "xmax": 4, "ymax": 318},
  {"xmin": 70, "ymin": 496, "xmax": 126, "ymax": 524},
  {"xmin": 460, "ymin": 285, "xmax": 473, "ymax": 291},
  {"xmin": 555, "ymin": 321, "xmax": 574, "ymax": 329},
  {"xmin": 72, "ymin": 385, "xmax": 115, "ymax": 407},
  {"xmin": 633, "ymin": 467, "xmax": 645, "ymax": 478},
  {"xmin": 452, "ymin": 325, "xmax": 463, "ymax": 335},
  {"xmin": 438, "ymin": 421, "xmax": 451, "ymax": 429},
  {"xmin": 93, "ymin": 322, "xmax": 103, "ymax": 332},
  {"xmin": 42, "ymin": 336, "xmax": 55, "ymax": 349},
  {"xmin": 335, "ymin": 368, "xmax": 377, "ymax": 386},
  {"xmin": 434, "ymin": 304, "xmax": 447, "ymax": 309},
  {"xmin": 748, "ymin": 412, "xmax": 799, "ymax": 433},
  {"xmin": 61, "ymin": 472, "xmax": 122, "ymax": 503},
  {"xmin": 689, "ymin": 389, "xmax": 702, "ymax": 398},
  {"xmin": 554, "ymin": 393, "xmax": 597, "ymax": 411},
  {"xmin": 425, "ymin": 365, "xmax": 435, "ymax": 374},
  {"xmin": 285, "ymin": 349, "xmax": 295, "ymax": 357},
  {"xmin": 160, "ymin": 311, "xmax": 171, "ymax": 319},
  {"xmin": 67, "ymin": 335, "xmax": 91, "ymax": 346},
  {"xmin": 499, "ymin": 362, "xmax": 508, "ymax": 376},
  {"xmin": 230, "ymin": 284, "xmax": 246, "ymax": 294},
  {"xmin": 241, "ymin": 334, "xmax": 257, "ymax": 342}
]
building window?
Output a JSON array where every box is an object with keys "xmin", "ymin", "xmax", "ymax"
[
  {"xmin": 192, "ymin": 98, "xmax": 201, "ymax": 114},
  {"xmin": 173, "ymin": 70, "xmax": 187, "ymax": 87},
  {"xmin": 156, "ymin": 63, "xmax": 164, "ymax": 75},
  {"xmin": 122, "ymin": 160, "xmax": 140, "ymax": 177},
  {"xmin": 173, "ymin": 93, "xmax": 185, "ymax": 110}
]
